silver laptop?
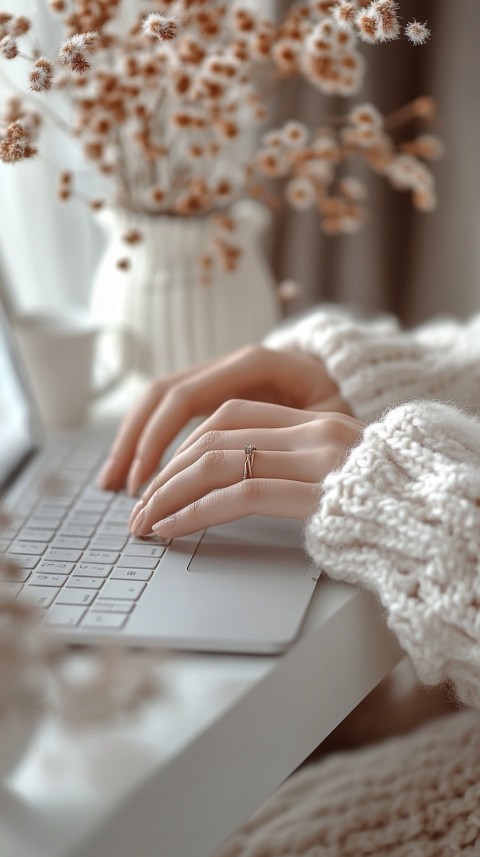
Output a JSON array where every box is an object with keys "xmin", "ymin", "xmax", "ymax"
[{"xmin": 0, "ymin": 302, "xmax": 319, "ymax": 653}]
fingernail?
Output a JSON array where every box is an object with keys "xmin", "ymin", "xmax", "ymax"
[
  {"xmin": 130, "ymin": 507, "xmax": 146, "ymax": 534},
  {"xmin": 152, "ymin": 516, "xmax": 176, "ymax": 535},
  {"xmin": 127, "ymin": 458, "xmax": 143, "ymax": 497},
  {"xmin": 128, "ymin": 498, "xmax": 146, "ymax": 529},
  {"xmin": 98, "ymin": 457, "xmax": 116, "ymax": 488}
]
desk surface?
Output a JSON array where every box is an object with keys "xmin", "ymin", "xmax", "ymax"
[
  {"xmin": 1, "ymin": 378, "xmax": 402, "ymax": 857},
  {"xmin": 3, "ymin": 580, "xmax": 400, "ymax": 857}
]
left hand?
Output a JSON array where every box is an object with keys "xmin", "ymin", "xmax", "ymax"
[{"xmin": 128, "ymin": 400, "xmax": 363, "ymax": 539}]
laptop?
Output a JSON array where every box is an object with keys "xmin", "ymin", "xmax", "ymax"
[{"xmin": 0, "ymin": 301, "xmax": 320, "ymax": 654}]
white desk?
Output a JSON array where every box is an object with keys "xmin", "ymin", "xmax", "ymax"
[
  {"xmin": 0, "ymin": 379, "xmax": 402, "ymax": 857},
  {"xmin": 2, "ymin": 582, "xmax": 401, "ymax": 857}
]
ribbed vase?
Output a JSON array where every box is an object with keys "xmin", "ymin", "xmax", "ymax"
[{"xmin": 90, "ymin": 201, "xmax": 280, "ymax": 378}]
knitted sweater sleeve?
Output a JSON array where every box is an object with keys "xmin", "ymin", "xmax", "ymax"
[
  {"xmin": 264, "ymin": 307, "xmax": 480, "ymax": 422},
  {"xmin": 306, "ymin": 400, "xmax": 480, "ymax": 711}
]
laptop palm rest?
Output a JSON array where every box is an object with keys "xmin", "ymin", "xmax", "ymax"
[{"xmin": 171, "ymin": 516, "xmax": 319, "ymax": 653}]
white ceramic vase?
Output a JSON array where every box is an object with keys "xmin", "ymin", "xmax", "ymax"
[{"xmin": 89, "ymin": 200, "xmax": 280, "ymax": 378}]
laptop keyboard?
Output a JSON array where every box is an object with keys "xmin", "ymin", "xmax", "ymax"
[{"xmin": 0, "ymin": 435, "xmax": 175, "ymax": 633}]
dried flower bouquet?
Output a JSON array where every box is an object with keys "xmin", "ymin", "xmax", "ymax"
[{"xmin": 0, "ymin": 1, "xmax": 441, "ymax": 275}]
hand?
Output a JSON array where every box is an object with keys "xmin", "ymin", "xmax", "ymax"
[
  {"xmin": 98, "ymin": 345, "xmax": 352, "ymax": 495},
  {"xmin": 128, "ymin": 401, "xmax": 363, "ymax": 539}
]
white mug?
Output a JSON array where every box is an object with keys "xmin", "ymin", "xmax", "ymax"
[{"xmin": 13, "ymin": 305, "xmax": 131, "ymax": 429}]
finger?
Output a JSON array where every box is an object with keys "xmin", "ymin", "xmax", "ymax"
[
  {"xmin": 125, "ymin": 346, "xmax": 280, "ymax": 495},
  {"xmin": 132, "ymin": 423, "xmax": 309, "ymax": 517},
  {"xmin": 97, "ymin": 382, "xmax": 165, "ymax": 489},
  {"xmin": 173, "ymin": 400, "xmax": 322, "ymax": 459},
  {"xmin": 131, "ymin": 448, "xmax": 323, "ymax": 535},
  {"xmin": 98, "ymin": 354, "xmax": 223, "ymax": 491},
  {"xmin": 309, "ymin": 394, "xmax": 353, "ymax": 416},
  {"xmin": 98, "ymin": 371, "xmax": 201, "ymax": 491},
  {"xmin": 131, "ymin": 413, "xmax": 361, "ymax": 523},
  {"xmin": 149, "ymin": 479, "xmax": 321, "ymax": 539}
]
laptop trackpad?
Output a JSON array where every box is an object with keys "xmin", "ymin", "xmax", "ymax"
[
  {"xmin": 181, "ymin": 516, "xmax": 318, "ymax": 652},
  {"xmin": 188, "ymin": 515, "xmax": 309, "ymax": 578}
]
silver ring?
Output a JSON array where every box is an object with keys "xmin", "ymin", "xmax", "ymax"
[{"xmin": 242, "ymin": 444, "xmax": 257, "ymax": 480}]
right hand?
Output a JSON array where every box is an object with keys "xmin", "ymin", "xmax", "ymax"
[{"xmin": 98, "ymin": 344, "xmax": 351, "ymax": 495}]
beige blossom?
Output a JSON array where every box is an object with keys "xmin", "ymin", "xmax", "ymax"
[{"xmin": 0, "ymin": 0, "xmax": 438, "ymax": 261}]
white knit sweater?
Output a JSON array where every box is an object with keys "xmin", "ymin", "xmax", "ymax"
[
  {"xmin": 216, "ymin": 308, "xmax": 480, "ymax": 857},
  {"xmin": 265, "ymin": 306, "xmax": 480, "ymax": 422}
]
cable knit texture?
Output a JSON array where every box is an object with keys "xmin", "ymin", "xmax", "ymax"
[
  {"xmin": 213, "ymin": 310, "xmax": 480, "ymax": 857},
  {"xmin": 306, "ymin": 400, "xmax": 480, "ymax": 710},
  {"xmin": 265, "ymin": 307, "xmax": 480, "ymax": 422},
  {"xmin": 215, "ymin": 391, "xmax": 480, "ymax": 857},
  {"xmin": 216, "ymin": 711, "xmax": 480, "ymax": 857}
]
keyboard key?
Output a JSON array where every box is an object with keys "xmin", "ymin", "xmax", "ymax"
[
  {"xmin": 18, "ymin": 528, "xmax": 54, "ymax": 542},
  {"xmin": 111, "ymin": 567, "xmax": 153, "ymax": 581},
  {"xmin": 93, "ymin": 599, "xmax": 134, "ymax": 613},
  {"xmin": 30, "ymin": 572, "xmax": 67, "ymax": 587},
  {"xmin": 111, "ymin": 496, "xmax": 138, "ymax": 512},
  {"xmin": 68, "ymin": 511, "xmax": 102, "ymax": 525},
  {"xmin": 61, "ymin": 523, "xmax": 96, "ymax": 538},
  {"xmin": 0, "ymin": 538, "xmax": 10, "ymax": 552},
  {"xmin": 38, "ymin": 560, "xmax": 74, "ymax": 574},
  {"xmin": 90, "ymin": 536, "xmax": 128, "ymax": 551},
  {"xmin": 66, "ymin": 576, "xmax": 105, "ymax": 590},
  {"xmin": 36, "ymin": 496, "xmax": 72, "ymax": 508},
  {"xmin": 30, "ymin": 515, "xmax": 63, "ymax": 529},
  {"xmin": 56, "ymin": 589, "xmax": 96, "ymax": 606},
  {"xmin": 20, "ymin": 586, "xmax": 59, "ymax": 608},
  {"xmin": 6, "ymin": 554, "xmax": 39, "ymax": 570},
  {"xmin": 81, "ymin": 612, "xmax": 127, "ymax": 629},
  {"xmin": 102, "ymin": 521, "xmax": 129, "ymax": 535},
  {"xmin": 46, "ymin": 605, "xmax": 86, "ymax": 627},
  {"xmin": 52, "ymin": 535, "xmax": 89, "ymax": 550},
  {"xmin": 35, "ymin": 501, "xmax": 69, "ymax": 516},
  {"xmin": 73, "ymin": 500, "xmax": 110, "ymax": 513},
  {"xmin": 32, "ymin": 505, "xmax": 65, "ymax": 521},
  {"xmin": 76, "ymin": 563, "xmax": 112, "ymax": 577},
  {"xmin": 82, "ymin": 550, "xmax": 119, "ymax": 564},
  {"xmin": 0, "ymin": 581, "xmax": 23, "ymax": 597},
  {"xmin": 117, "ymin": 555, "xmax": 159, "ymax": 569},
  {"xmin": 124, "ymin": 543, "xmax": 166, "ymax": 559},
  {"xmin": 1, "ymin": 517, "xmax": 24, "ymax": 534},
  {"xmin": 132, "ymin": 534, "xmax": 171, "ymax": 546},
  {"xmin": 45, "ymin": 547, "xmax": 82, "ymax": 562},
  {"xmin": 10, "ymin": 540, "xmax": 47, "ymax": 556},
  {"xmin": 1, "ymin": 526, "xmax": 22, "ymax": 541},
  {"xmin": 103, "ymin": 511, "xmax": 130, "ymax": 525},
  {"xmin": 81, "ymin": 488, "xmax": 115, "ymax": 501},
  {"xmin": 60, "ymin": 466, "xmax": 90, "ymax": 479},
  {"xmin": 101, "ymin": 580, "xmax": 146, "ymax": 600}
]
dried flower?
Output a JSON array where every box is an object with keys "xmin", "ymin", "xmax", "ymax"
[
  {"xmin": 371, "ymin": 1, "xmax": 401, "ymax": 42},
  {"xmin": 0, "ymin": 121, "xmax": 37, "ymax": 163},
  {"xmin": 142, "ymin": 12, "xmax": 178, "ymax": 42},
  {"xmin": 405, "ymin": 20, "xmax": 431, "ymax": 46},
  {"xmin": 29, "ymin": 57, "xmax": 54, "ymax": 92},
  {"xmin": 0, "ymin": 36, "xmax": 18, "ymax": 60},
  {"xmin": 286, "ymin": 176, "xmax": 317, "ymax": 210},
  {"xmin": 278, "ymin": 279, "xmax": 302, "ymax": 302},
  {"xmin": 0, "ymin": 0, "xmax": 438, "ymax": 261},
  {"xmin": 122, "ymin": 230, "xmax": 143, "ymax": 245}
]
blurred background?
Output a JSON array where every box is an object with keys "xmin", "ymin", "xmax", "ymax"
[{"xmin": 1, "ymin": 0, "xmax": 479, "ymax": 328}]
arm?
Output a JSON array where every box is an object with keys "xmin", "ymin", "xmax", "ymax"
[
  {"xmin": 306, "ymin": 399, "xmax": 480, "ymax": 709},
  {"xmin": 266, "ymin": 307, "xmax": 480, "ymax": 422}
]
